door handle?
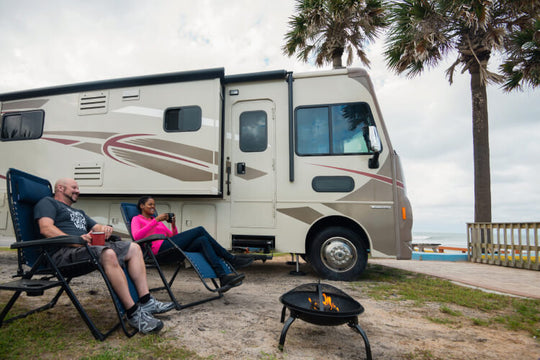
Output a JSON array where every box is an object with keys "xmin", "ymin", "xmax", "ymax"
[
  {"xmin": 236, "ymin": 162, "xmax": 246, "ymax": 175},
  {"xmin": 226, "ymin": 158, "xmax": 231, "ymax": 195}
]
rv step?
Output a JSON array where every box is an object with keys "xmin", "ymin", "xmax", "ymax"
[{"xmin": 232, "ymin": 235, "xmax": 275, "ymax": 254}]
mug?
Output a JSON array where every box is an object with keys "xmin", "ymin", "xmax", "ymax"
[{"xmin": 90, "ymin": 232, "xmax": 105, "ymax": 246}]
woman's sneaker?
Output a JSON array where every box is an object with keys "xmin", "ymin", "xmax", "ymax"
[
  {"xmin": 127, "ymin": 306, "xmax": 164, "ymax": 334},
  {"xmin": 230, "ymin": 256, "xmax": 254, "ymax": 269},
  {"xmin": 140, "ymin": 295, "xmax": 175, "ymax": 314},
  {"xmin": 219, "ymin": 273, "xmax": 245, "ymax": 288}
]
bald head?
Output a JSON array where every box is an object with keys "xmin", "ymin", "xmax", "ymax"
[
  {"xmin": 54, "ymin": 178, "xmax": 71, "ymax": 192},
  {"xmin": 54, "ymin": 178, "xmax": 80, "ymax": 205}
]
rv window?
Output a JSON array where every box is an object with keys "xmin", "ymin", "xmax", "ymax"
[
  {"xmin": 295, "ymin": 102, "xmax": 374, "ymax": 156},
  {"xmin": 296, "ymin": 107, "xmax": 330, "ymax": 155},
  {"xmin": 0, "ymin": 110, "xmax": 44, "ymax": 141},
  {"xmin": 164, "ymin": 106, "xmax": 202, "ymax": 132},
  {"xmin": 239, "ymin": 110, "xmax": 267, "ymax": 152}
]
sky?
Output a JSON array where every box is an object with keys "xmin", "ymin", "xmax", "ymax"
[{"xmin": 0, "ymin": 0, "xmax": 538, "ymax": 235}]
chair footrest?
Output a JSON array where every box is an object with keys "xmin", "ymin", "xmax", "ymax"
[{"xmin": 0, "ymin": 278, "xmax": 63, "ymax": 296}]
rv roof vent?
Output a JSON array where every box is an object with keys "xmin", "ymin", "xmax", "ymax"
[
  {"xmin": 73, "ymin": 162, "xmax": 103, "ymax": 186},
  {"xmin": 78, "ymin": 91, "xmax": 109, "ymax": 115}
]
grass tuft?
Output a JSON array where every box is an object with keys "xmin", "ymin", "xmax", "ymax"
[
  {"xmin": 360, "ymin": 264, "xmax": 540, "ymax": 339},
  {"xmin": 0, "ymin": 300, "xmax": 204, "ymax": 360},
  {"xmin": 439, "ymin": 305, "xmax": 462, "ymax": 316},
  {"xmin": 402, "ymin": 348, "xmax": 444, "ymax": 360}
]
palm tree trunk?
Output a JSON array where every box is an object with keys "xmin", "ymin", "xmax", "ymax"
[
  {"xmin": 332, "ymin": 48, "xmax": 344, "ymax": 69},
  {"xmin": 470, "ymin": 66, "xmax": 492, "ymax": 223}
]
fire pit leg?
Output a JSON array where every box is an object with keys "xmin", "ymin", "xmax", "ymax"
[
  {"xmin": 280, "ymin": 305, "xmax": 287, "ymax": 323},
  {"xmin": 348, "ymin": 320, "xmax": 372, "ymax": 360},
  {"xmin": 278, "ymin": 316, "xmax": 297, "ymax": 351}
]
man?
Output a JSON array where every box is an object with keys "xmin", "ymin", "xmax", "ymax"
[{"xmin": 34, "ymin": 177, "xmax": 174, "ymax": 334}]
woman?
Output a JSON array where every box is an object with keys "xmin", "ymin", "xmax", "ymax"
[{"xmin": 131, "ymin": 196, "xmax": 253, "ymax": 288}]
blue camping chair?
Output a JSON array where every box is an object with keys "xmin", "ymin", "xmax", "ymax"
[
  {"xmin": 120, "ymin": 202, "xmax": 240, "ymax": 309},
  {"xmin": 0, "ymin": 168, "xmax": 138, "ymax": 340}
]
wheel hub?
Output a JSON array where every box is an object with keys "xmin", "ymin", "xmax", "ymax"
[{"xmin": 320, "ymin": 237, "xmax": 357, "ymax": 272}]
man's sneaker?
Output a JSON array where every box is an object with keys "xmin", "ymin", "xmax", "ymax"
[
  {"xmin": 229, "ymin": 255, "xmax": 254, "ymax": 269},
  {"xmin": 127, "ymin": 306, "xmax": 164, "ymax": 334},
  {"xmin": 140, "ymin": 295, "xmax": 175, "ymax": 314}
]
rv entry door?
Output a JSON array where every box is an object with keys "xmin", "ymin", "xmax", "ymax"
[{"xmin": 230, "ymin": 99, "xmax": 276, "ymax": 228}]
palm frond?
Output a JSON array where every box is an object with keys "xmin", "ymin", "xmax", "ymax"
[
  {"xmin": 500, "ymin": 17, "xmax": 540, "ymax": 91},
  {"xmin": 384, "ymin": 0, "xmax": 451, "ymax": 77},
  {"xmin": 283, "ymin": 0, "xmax": 387, "ymax": 68}
]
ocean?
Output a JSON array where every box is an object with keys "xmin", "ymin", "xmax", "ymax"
[{"xmin": 412, "ymin": 232, "xmax": 468, "ymax": 248}]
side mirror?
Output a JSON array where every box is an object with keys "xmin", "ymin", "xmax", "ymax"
[
  {"xmin": 368, "ymin": 126, "xmax": 382, "ymax": 152},
  {"xmin": 368, "ymin": 126, "xmax": 382, "ymax": 169}
]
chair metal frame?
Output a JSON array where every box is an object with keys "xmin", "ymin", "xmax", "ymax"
[{"xmin": 0, "ymin": 168, "xmax": 137, "ymax": 340}]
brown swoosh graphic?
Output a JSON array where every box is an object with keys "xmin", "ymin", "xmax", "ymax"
[
  {"xmin": 277, "ymin": 207, "xmax": 323, "ymax": 225},
  {"xmin": 74, "ymin": 142, "xmax": 103, "ymax": 154},
  {"xmin": 238, "ymin": 166, "xmax": 267, "ymax": 180},
  {"xmin": 128, "ymin": 138, "xmax": 215, "ymax": 164},
  {"xmin": 113, "ymin": 148, "xmax": 214, "ymax": 181}
]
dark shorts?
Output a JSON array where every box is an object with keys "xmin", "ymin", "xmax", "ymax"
[{"xmin": 52, "ymin": 240, "xmax": 131, "ymax": 268}]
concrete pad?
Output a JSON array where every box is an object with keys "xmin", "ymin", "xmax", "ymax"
[{"xmin": 370, "ymin": 257, "xmax": 540, "ymax": 299}]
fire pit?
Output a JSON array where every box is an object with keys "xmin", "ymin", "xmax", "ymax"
[{"xmin": 279, "ymin": 282, "xmax": 372, "ymax": 360}]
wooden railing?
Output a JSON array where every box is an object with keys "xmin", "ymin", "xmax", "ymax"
[{"xmin": 467, "ymin": 222, "xmax": 539, "ymax": 270}]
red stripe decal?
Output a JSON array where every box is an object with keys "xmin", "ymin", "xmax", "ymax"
[{"xmin": 311, "ymin": 163, "xmax": 404, "ymax": 188}]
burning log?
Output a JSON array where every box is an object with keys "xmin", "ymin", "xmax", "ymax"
[{"xmin": 308, "ymin": 293, "xmax": 340, "ymax": 312}]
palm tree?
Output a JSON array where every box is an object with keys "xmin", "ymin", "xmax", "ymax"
[
  {"xmin": 384, "ymin": 0, "xmax": 538, "ymax": 223},
  {"xmin": 283, "ymin": 0, "xmax": 387, "ymax": 69}
]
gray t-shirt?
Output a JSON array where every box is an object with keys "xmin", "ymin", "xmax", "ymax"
[{"xmin": 34, "ymin": 197, "xmax": 97, "ymax": 236}]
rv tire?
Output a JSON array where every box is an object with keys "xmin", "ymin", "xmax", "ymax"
[{"xmin": 308, "ymin": 227, "xmax": 367, "ymax": 281}]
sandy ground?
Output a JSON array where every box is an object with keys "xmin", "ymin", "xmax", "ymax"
[{"xmin": 1, "ymin": 250, "xmax": 539, "ymax": 359}]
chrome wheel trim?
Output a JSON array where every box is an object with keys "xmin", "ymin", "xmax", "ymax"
[{"xmin": 320, "ymin": 236, "xmax": 357, "ymax": 273}]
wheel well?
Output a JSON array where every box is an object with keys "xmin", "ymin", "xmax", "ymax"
[{"xmin": 305, "ymin": 216, "xmax": 370, "ymax": 256}]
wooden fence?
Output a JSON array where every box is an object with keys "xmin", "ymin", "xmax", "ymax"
[{"xmin": 467, "ymin": 222, "xmax": 539, "ymax": 270}]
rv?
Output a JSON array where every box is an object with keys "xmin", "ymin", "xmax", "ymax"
[{"xmin": 0, "ymin": 67, "xmax": 412, "ymax": 280}]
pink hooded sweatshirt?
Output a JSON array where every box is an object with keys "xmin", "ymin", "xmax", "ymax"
[{"xmin": 131, "ymin": 215, "xmax": 178, "ymax": 255}]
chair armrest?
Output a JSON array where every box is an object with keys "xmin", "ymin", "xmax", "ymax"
[
  {"xmin": 11, "ymin": 235, "xmax": 85, "ymax": 249},
  {"xmin": 135, "ymin": 234, "xmax": 167, "ymax": 245}
]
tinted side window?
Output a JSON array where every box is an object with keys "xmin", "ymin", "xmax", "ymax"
[
  {"xmin": 296, "ymin": 107, "xmax": 330, "ymax": 155},
  {"xmin": 295, "ymin": 102, "xmax": 374, "ymax": 156},
  {"xmin": 1, "ymin": 110, "xmax": 44, "ymax": 141},
  {"xmin": 164, "ymin": 106, "xmax": 202, "ymax": 132},
  {"xmin": 239, "ymin": 110, "xmax": 267, "ymax": 152}
]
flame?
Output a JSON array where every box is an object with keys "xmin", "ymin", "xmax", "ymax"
[
  {"xmin": 308, "ymin": 293, "xmax": 339, "ymax": 312},
  {"xmin": 323, "ymin": 293, "xmax": 340, "ymax": 311}
]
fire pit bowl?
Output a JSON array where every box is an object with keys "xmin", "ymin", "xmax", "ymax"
[
  {"xmin": 278, "ymin": 282, "xmax": 372, "ymax": 360},
  {"xmin": 280, "ymin": 282, "xmax": 364, "ymax": 325}
]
